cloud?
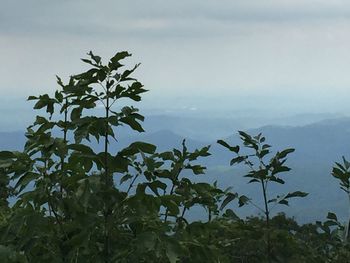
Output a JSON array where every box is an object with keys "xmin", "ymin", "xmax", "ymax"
[
  {"xmin": 1, "ymin": 0, "xmax": 350, "ymax": 38},
  {"xmin": 2, "ymin": 0, "xmax": 350, "ymax": 117}
]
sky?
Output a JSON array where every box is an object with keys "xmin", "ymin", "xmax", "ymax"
[{"xmin": 1, "ymin": 0, "xmax": 350, "ymax": 130}]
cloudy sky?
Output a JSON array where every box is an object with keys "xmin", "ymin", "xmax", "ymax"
[{"xmin": 1, "ymin": 0, "xmax": 350, "ymax": 128}]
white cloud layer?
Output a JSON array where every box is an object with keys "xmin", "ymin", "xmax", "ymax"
[{"xmin": 1, "ymin": 0, "xmax": 350, "ymax": 115}]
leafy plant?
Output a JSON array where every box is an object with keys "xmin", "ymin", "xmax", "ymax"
[
  {"xmin": 0, "ymin": 50, "xmax": 349, "ymax": 262},
  {"xmin": 0, "ymin": 51, "xmax": 232, "ymax": 263},
  {"xmin": 332, "ymin": 157, "xmax": 350, "ymax": 241},
  {"xmin": 218, "ymin": 131, "xmax": 308, "ymax": 262}
]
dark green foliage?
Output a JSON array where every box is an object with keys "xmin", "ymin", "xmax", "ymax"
[
  {"xmin": 218, "ymin": 132, "xmax": 309, "ymax": 262},
  {"xmin": 0, "ymin": 51, "xmax": 348, "ymax": 262}
]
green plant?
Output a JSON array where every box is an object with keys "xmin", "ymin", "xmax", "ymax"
[
  {"xmin": 0, "ymin": 51, "xmax": 231, "ymax": 263},
  {"xmin": 331, "ymin": 157, "xmax": 350, "ymax": 241},
  {"xmin": 0, "ymin": 50, "xmax": 349, "ymax": 262},
  {"xmin": 218, "ymin": 131, "xmax": 308, "ymax": 262}
]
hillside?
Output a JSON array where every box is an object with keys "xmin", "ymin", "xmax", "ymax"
[{"xmin": 2, "ymin": 117, "xmax": 350, "ymax": 222}]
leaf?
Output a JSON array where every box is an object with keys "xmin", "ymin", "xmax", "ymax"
[
  {"xmin": 223, "ymin": 209, "xmax": 240, "ymax": 220},
  {"xmin": 158, "ymin": 151, "xmax": 174, "ymax": 161},
  {"xmin": 285, "ymin": 191, "xmax": 308, "ymax": 199},
  {"xmin": 278, "ymin": 199, "xmax": 289, "ymax": 206},
  {"xmin": 248, "ymin": 178, "xmax": 259, "ymax": 183},
  {"xmin": 119, "ymin": 116, "xmax": 144, "ymax": 132},
  {"xmin": 238, "ymin": 195, "xmax": 250, "ymax": 207},
  {"xmin": 111, "ymin": 51, "xmax": 131, "ymax": 63},
  {"xmin": 120, "ymin": 174, "xmax": 133, "ymax": 184},
  {"xmin": 271, "ymin": 165, "xmax": 291, "ymax": 175},
  {"xmin": 120, "ymin": 63, "xmax": 140, "ymax": 81},
  {"xmin": 146, "ymin": 180, "xmax": 167, "ymax": 196},
  {"xmin": 217, "ymin": 140, "xmax": 239, "ymax": 153},
  {"xmin": 68, "ymin": 144, "xmax": 95, "ymax": 154},
  {"xmin": 0, "ymin": 151, "xmax": 15, "ymax": 159},
  {"xmin": 186, "ymin": 164, "xmax": 206, "ymax": 175},
  {"xmin": 120, "ymin": 142, "xmax": 156, "ymax": 156},
  {"xmin": 220, "ymin": 192, "xmax": 238, "ymax": 210},
  {"xmin": 87, "ymin": 51, "xmax": 101, "ymax": 64},
  {"xmin": 269, "ymin": 175, "xmax": 285, "ymax": 184},
  {"xmin": 188, "ymin": 145, "xmax": 211, "ymax": 160},
  {"xmin": 238, "ymin": 131, "xmax": 258, "ymax": 150},
  {"xmin": 327, "ymin": 212, "xmax": 338, "ymax": 221},
  {"xmin": 166, "ymin": 241, "xmax": 181, "ymax": 263},
  {"xmin": 277, "ymin": 148, "xmax": 295, "ymax": 159},
  {"xmin": 70, "ymin": 107, "xmax": 82, "ymax": 121},
  {"xmin": 76, "ymin": 179, "xmax": 90, "ymax": 209},
  {"xmin": 230, "ymin": 156, "xmax": 246, "ymax": 165},
  {"xmin": 27, "ymin": 95, "xmax": 38, "ymax": 101},
  {"xmin": 15, "ymin": 172, "xmax": 38, "ymax": 192},
  {"xmin": 161, "ymin": 196, "xmax": 180, "ymax": 216}
]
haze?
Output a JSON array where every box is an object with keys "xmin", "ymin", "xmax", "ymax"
[{"xmin": 1, "ymin": 0, "xmax": 350, "ymax": 131}]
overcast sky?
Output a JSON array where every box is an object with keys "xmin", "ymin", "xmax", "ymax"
[{"xmin": 1, "ymin": 0, "xmax": 350, "ymax": 122}]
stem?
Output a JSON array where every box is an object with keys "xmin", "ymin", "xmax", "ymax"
[
  {"xmin": 127, "ymin": 174, "xmax": 139, "ymax": 195},
  {"xmin": 261, "ymin": 178, "xmax": 271, "ymax": 262},
  {"xmin": 347, "ymin": 191, "xmax": 350, "ymax": 241},
  {"xmin": 60, "ymin": 98, "xmax": 68, "ymax": 193},
  {"xmin": 181, "ymin": 207, "xmax": 187, "ymax": 219},
  {"xmin": 103, "ymin": 77, "xmax": 111, "ymax": 263},
  {"xmin": 163, "ymin": 167, "xmax": 182, "ymax": 222},
  {"xmin": 164, "ymin": 183, "xmax": 176, "ymax": 222},
  {"xmin": 104, "ymin": 88, "xmax": 110, "ymax": 184}
]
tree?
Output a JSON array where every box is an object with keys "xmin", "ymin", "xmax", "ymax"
[
  {"xmin": 332, "ymin": 157, "xmax": 350, "ymax": 240},
  {"xmin": 218, "ymin": 132, "xmax": 308, "ymax": 262},
  {"xmin": 0, "ymin": 51, "xmax": 229, "ymax": 262}
]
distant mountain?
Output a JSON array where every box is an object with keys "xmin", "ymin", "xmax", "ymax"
[
  {"xmin": 209, "ymin": 117, "xmax": 350, "ymax": 222},
  {"xmin": 140, "ymin": 113, "xmax": 347, "ymax": 142},
  {"xmin": 2, "ymin": 117, "xmax": 350, "ymax": 223},
  {"xmin": 0, "ymin": 131, "xmax": 25, "ymax": 151}
]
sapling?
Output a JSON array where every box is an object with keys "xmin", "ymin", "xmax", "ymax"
[{"xmin": 218, "ymin": 131, "xmax": 308, "ymax": 262}]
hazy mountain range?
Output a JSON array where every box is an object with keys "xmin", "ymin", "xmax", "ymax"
[{"xmin": 2, "ymin": 115, "xmax": 350, "ymax": 223}]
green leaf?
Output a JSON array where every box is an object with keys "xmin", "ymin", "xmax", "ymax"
[
  {"xmin": 0, "ymin": 151, "xmax": 15, "ymax": 159},
  {"xmin": 68, "ymin": 144, "xmax": 95, "ymax": 155},
  {"xmin": 278, "ymin": 199, "xmax": 289, "ymax": 206},
  {"xmin": 186, "ymin": 164, "xmax": 206, "ymax": 175},
  {"xmin": 166, "ymin": 241, "xmax": 181, "ymax": 263},
  {"xmin": 277, "ymin": 148, "xmax": 295, "ymax": 159},
  {"xmin": 111, "ymin": 51, "xmax": 131, "ymax": 63},
  {"xmin": 238, "ymin": 195, "xmax": 250, "ymax": 207},
  {"xmin": 27, "ymin": 95, "xmax": 38, "ymax": 101},
  {"xmin": 120, "ymin": 174, "xmax": 133, "ymax": 184},
  {"xmin": 217, "ymin": 140, "xmax": 239, "ymax": 153},
  {"xmin": 145, "ymin": 180, "xmax": 167, "ymax": 196},
  {"xmin": 87, "ymin": 51, "xmax": 101, "ymax": 64},
  {"xmin": 120, "ymin": 142, "xmax": 156, "ymax": 155},
  {"xmin": 285, "ymin": 191, "xmax": 308, "ymax": 199},
  {"xmin": 327, "ymin": 212, "xmax": 338, "ymax": 221},
  {"xmin": 230, "ymin": 156, "xmax": 246, "ymax": 165},
  {"xmin": 15, "ymin": 172, "xmax": 38, "ymax": 192},
  {"xmin": 119, "ymin": 116, "xmax": 144, "ymax": 132},
  {"xmin": 271, "ymin": 165, "xmax": 291, "ymax": 175},
  {"xmin": 223, "ymin": 209, "xmax": 240, "ymax": 220},
  {"xmin": 220, "ymin": 192, "xmax": 238, "ymax": 210},
  {"xmin": 70, "ymin": 107, "xmax": 82, "ymax": 121},
  {"xmin": 109, "ymin": 51, "xmax": 131, "ymax": 70},
  {"xmin": 161, "ymin": 196, "xmax": 180, "ymax": 216}
]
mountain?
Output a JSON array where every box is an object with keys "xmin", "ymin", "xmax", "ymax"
[
  {"xmin": 0, "ymin": 131, "xmax": 26, "ymax": 151},
  {"xmin": 2, "ymin": 117, "xmax": 350, "ymax": 223}
]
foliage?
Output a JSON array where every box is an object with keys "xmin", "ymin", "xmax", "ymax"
[
  {"xmin": 218, "ymin": 132, "xmax": 308, "ymax": 262},
  {"xmin": 0, "ymin": 51, "xmax": 348, "ymax": 262}
]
